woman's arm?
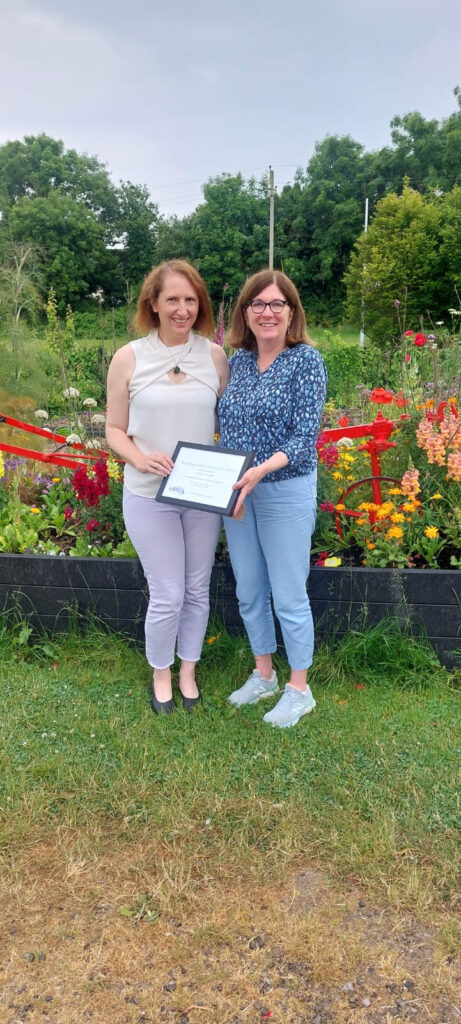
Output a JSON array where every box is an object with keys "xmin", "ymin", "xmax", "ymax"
[
  {"xmin": 210, "ymin": 343, "xmax": 230, "ymax": 396},
  {"xmin": 105, "ymin": 346, "xmax": 174, "ymax": 476}
]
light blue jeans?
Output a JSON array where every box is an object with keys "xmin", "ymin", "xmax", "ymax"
[{"xmin": 224, "ymin": 472, "xmax": 317, "ymax": 671}]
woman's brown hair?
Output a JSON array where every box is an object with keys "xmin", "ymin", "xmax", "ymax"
[
  {"xmin": 229, "ymin": 269, "xmax": 309, "ymax": 350},
  {"xmin": 135, "ymin": 259, "xmax": 214, "ymax": 337}
]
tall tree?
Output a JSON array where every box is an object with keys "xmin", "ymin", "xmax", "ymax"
[
  {"xmin": 115, "ymin": 181, "xmax": 159, "ymax": 284},
  {"xmin": 7, "ymin": 193, "xmax": 118, "ymax": 310},
  {"xmin": 345, "ymin": 186, "xmax": 445, "ymax": 346}
]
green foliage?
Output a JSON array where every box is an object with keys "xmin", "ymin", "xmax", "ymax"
[
  {"xmin": 116, "ymin": 180, "xmax": 159, "ymax": 283},
  {"xmin": 318, "ymin": 332, "xmax": 372, "ymax": 405},
  {"xmin": 157, "ymin": 173, "xmax": 270, "ymax": 307},
  {"xmin": 345, "ymin": 186, "xmax": 448, "ymax": 346},
  {"xmin": 8, "ymin": 192, "xmax": 118, "ymax": 310}
]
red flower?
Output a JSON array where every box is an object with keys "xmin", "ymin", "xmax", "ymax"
[
  {"xmin": 337, "ymin": 416, "xmax": 349, "ymax": 427},
  {"xmin": 404, "ymin": 354, "xmax": 411, "ymax": 364},
  {"xmin": 369, "ymin": 387, "xmax": 394, "ymax": 405},
  {"xmin": 319, "ymin": 501, "xmax": 335, "ymax": 513},
  {"xmin": 93, "ymin": 458, "xmax": 110, "ymax": 496},
  {"xmin": 394, "ymin": 390, "xmax": 409, "ymax": 409},
  {"xmin": 404, "ymin": 330, "xmax": 414, "ymax": 336},
  {"xmin": 414, "ymin": 333, "xmax": 428, "ymax": 347},
  {"xmin": 64, "ymin": 505, "xmax": 73, "ymax": 520},
  {"xmin": 86, "ymin": 518, "xmax": 100, "ymax": 532}
]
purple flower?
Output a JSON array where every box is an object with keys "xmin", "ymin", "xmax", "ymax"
[
  {"xmin": 394, "ymin": 299, "xmax": 401, "ymax": 307},
  {"xmin": 428, "ymin": 333, "xmax": 435, "ymax": 340}
]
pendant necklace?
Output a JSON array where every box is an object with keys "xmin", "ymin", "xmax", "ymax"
[{"xmin": 150, "ymin": 331, "xmax": 194, "ymax": 374}]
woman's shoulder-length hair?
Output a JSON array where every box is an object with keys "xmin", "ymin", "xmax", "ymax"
[
  {"xmin": 229, "ymin": 269, "xmax": 312, "ymax": 350},
  {"xmin": 135, "ymin": 259, "xmax": 214, "ymax": 338}
]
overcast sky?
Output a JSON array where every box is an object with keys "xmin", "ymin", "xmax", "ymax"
[{"xmin": 0, "ymin": 0, "xmax": 460, "ymax": 217}]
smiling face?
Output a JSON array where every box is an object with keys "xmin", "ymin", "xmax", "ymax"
[
  {"xmin": 244, "ymin": 282, "xmax": 293, "ymax": 350},
  {"xmin": 151, "ymin": 271, "xmax": 200, "ymax": 346}
]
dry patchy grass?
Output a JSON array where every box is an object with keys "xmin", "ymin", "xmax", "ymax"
[{"xmin": 1, "ymin": 828, "xmax": 460, "ymax": 1024}]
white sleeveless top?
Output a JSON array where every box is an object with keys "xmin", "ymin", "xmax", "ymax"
[{"xmin": 124, "ymin": 330, "xmax": 220, "ymax": 498}]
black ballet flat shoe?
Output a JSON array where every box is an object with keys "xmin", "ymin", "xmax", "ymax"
[
  {"xmin": 150, "ymin": 679, "xmax": 175, "ymax": 715},
  {"xmin": 181, "ymin": 691, "xmax": 202, "ymax": 712}
]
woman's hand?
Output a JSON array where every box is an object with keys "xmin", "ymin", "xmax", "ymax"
[
  {"xmin": 135, "ymin": 450, "xmax": 174, "ymax": 476},
  {"xmin": 232, "ymin": 465, "xmax": 266, "ymax": 516}
]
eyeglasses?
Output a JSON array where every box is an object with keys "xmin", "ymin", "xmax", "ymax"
[{"xmin": 246, "ymin": 299, "xmax": 290, "ymax": 314}]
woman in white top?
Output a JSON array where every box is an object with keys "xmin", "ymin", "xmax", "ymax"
[{"xmin": 106, "ymin": 260, "xmax": 229, "ymax": 714}]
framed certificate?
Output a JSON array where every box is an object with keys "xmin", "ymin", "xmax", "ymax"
[{"xmin": 156, "ymin": 442, "xmax": 254, "ymax": 516}]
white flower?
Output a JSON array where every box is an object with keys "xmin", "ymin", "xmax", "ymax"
[
  {"xmin": 91, "ymin": 414, "xmax": 106, "ymax": 425},
  {"xmin": 63, "ymin": 387, "xmax": 80, "ymax": 398},
  {"xmin": 42, "ymin": 427, "xmax": 52, "ymax": 433},
  {"xmin": 85, "ymin": 439, "xmax": 99, "ymax": 449},
  {"xmin": 337, "ymin": 436, "xmax": 355, "ymax": 448},
  {"xmin": 34, "ymin": 409, "xmax": 49, "ymax": 420},
  {"xmin": 65, "ymin": 433, "xmax": 82, "ymax": 445},
  {"xmin": 435, "ymin": 321, "xmax": 444, "ymax": 325},
  {"xmin": 448, "ymin": 308, "xmax": 461, "ymax": 316},
  {"xmin": 83, "ymin": 397, "xmax": 97, "ymax": 408}
]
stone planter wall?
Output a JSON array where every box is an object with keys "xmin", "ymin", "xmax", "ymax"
[{"xmin": 0, "ymin": 555, "xmax": 459, "ymax": 668}]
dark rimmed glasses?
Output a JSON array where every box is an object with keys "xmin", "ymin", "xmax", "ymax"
[{"xmin": 246, "ymin": 299, "xmax": 291, "ymax": 314}]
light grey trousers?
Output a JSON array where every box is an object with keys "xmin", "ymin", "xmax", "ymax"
[{"xmin": 123, "ymin": 488, "xmax": 221, "ymax": 669}]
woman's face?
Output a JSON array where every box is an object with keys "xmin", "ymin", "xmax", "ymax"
[
  {"xmin": 244, "ymin": 282, "xmax": 292, "ymax": 348},
  {"xmin": 152, "ymin": 271, "xmax": 199, "ymax": 345}
]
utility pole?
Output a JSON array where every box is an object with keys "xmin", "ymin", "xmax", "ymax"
[
  {"xmin": 269, "ymin": 166, "xmax": 274, "ymax": 270},
  {"xmin": 359, "ymin": 196, "xmax": 369, "ymax": 348}
]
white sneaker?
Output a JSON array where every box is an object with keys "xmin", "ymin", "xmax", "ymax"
[
  {"xmin": 228, "ymin": 670, "xmax": 279, "ymax": 707},
  {"xmin": 262, "ymin": 684, "xmax": 316, "ymax": 728}
]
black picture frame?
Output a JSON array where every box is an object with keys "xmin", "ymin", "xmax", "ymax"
[{"xmin": 156, "ymin": 442, "xmax": 254, "ymax": 516}]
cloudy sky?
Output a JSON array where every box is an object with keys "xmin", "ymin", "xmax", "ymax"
[{"xmin": 0, "ymin": 0, "xmax": 460, "ymax": 217}]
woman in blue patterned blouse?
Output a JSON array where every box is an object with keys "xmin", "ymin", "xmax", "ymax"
[{"xmin": 219, "ymin": 270, "xmax": 327, "ymax": 728}]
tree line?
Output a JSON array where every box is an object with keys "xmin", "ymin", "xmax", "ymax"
[{"xmin": 1, "ymin": 89, "xmax": 461, "ymax": 340}]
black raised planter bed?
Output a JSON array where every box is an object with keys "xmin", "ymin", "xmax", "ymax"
[{"xmin": 0, "ymin": 555, "xmax": 459, "ymax": 669}]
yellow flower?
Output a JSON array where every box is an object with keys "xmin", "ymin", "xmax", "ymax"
[
  {"xmin": 324, "ymin": 556, "xmax": 342, "ymax": 567},
  {"xmin": 430, "ymin": 493, "xmax": 442, "ymax": 500},
  {"xmin": 386, "ymin": 526, "xmax": 403, "ymax": 540},
  {"xmin": 52, "ymin": 477, "xmax": 60, "ymax": 483},
  {"xmin": 107, "ymin": 456, "xmax": 122, "ymax": 481},
  {"xmin": 335, "ymin": 503, "xmax": 346, "ymax": 511},
  {"xmin": 332, "ymin": 471, "xmax": 343, "ymax": 480},
  {"xmin": 356, "ymin": 518, "xmax": 365, "ymax": 526},
  {"xmin": 366, "ymin": 542, "xmax": 375, "ymax": 549},
  {"xmin": 424, "ymin": 526, "xmax": 439, "ymax": 539},
  {"xmin": 29, "ymin": 507, "xmax": 40, "ymax": 514},
  {"xmin": 388, "ymin": 487, "xmax": 402, "ymax": 495},
  {"xmin": 402, "ymin": 503, "xmax": 416, "ymax": 513},
  {"xmin": 346, "ymin": 475, "xmax": 354, "ymax": 480},
  {"xmin": 390, "ymin": 513, "xmax": 405, "ymax": 523},
  {"xmin": 207, "ymin": 634, "xmax": 220, "ymax": 644}
]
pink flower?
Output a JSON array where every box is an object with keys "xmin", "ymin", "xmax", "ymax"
[{"xmin": 404, "ymin": 330, "xmax": 414, "ymax": 336}]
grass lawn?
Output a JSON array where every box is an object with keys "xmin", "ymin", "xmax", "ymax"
[{"xmin": 0, "ymin": 619, "xmax": 460, "ymax": 1024}]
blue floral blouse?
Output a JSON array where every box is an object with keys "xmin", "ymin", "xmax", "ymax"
[{"xmin": 218, "ymin": 344, "xmax": 327, "ymax": 482}]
